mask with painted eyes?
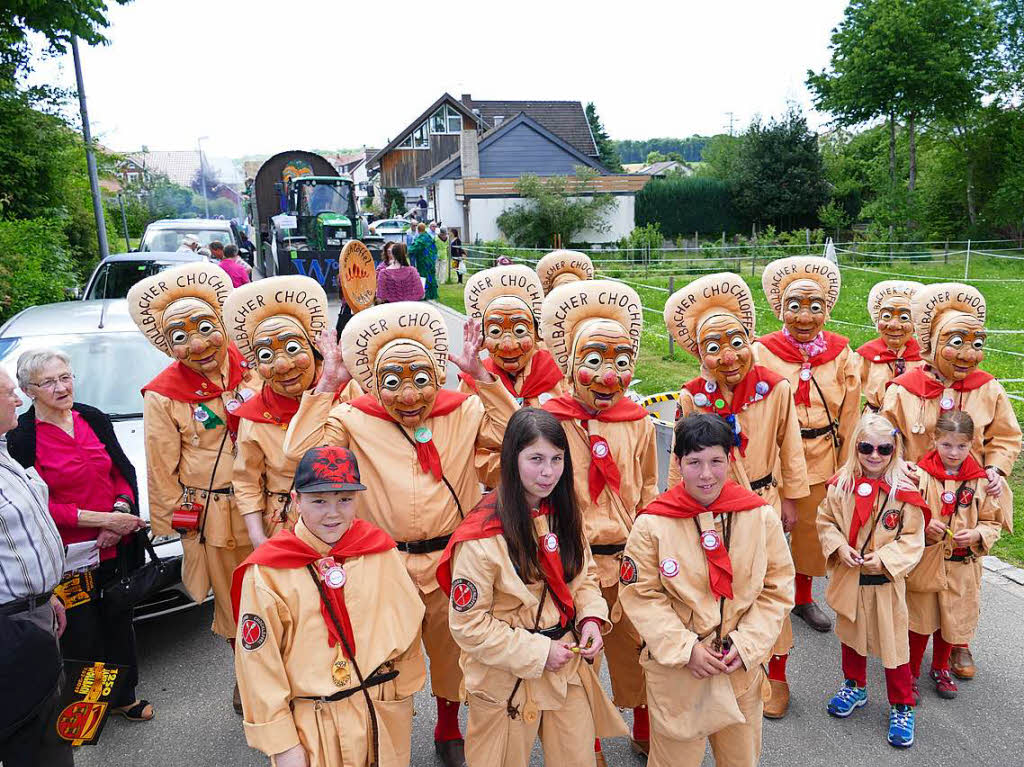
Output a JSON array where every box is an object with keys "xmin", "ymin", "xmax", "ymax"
[
  {"xmin": 571, "ymin": 319, "xmax": 635, "ymax": 412},
  {"xmin": 876, "ymin": 298, "xmax": 914, "ymax": 351},
  {"xmin": 698, "ymin": 314, "xmax": 752, "ymax": 389},
  {"xmin": 482, "ymin": 296, "xmax": 536, "ymax": 375},
  {"xmin": 374, "ymin": 342, "xmax": 438, "ymax": 427},
  {"xmin": 162, "ymin": 297, "xmax": 227, "ymax": 374},
  {"xmin": 781, "ymin": 279, "xmax": 828, "ymax": 343},
  {"xmin": 933, "ymin": 314, "xmax": 986, "ymax": 382},
  {"xmin": 252, "ymin": 316, "xmax": 319, "ymax": 397}
]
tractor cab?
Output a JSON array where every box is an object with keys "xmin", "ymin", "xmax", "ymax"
[{"xmin": 276, "ymin": 175, "xmax": 362, "ymax": 250}]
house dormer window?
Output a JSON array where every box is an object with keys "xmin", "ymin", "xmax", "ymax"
[
  {"xmin": 430, "ymin": 104, "xmax": 463, "ymax": 135},
  {"xmin": 399, "ymin": 120, "xmax": 431, "ymax": 150}
]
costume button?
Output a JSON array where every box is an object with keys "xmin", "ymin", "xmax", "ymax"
[
  {"xmin": 694, "ymin": 393, "xmax": 709, "ymax": 407},
  {"xmin": 857, "ymin": 482, "xmax": 873, "ymax": 497}
]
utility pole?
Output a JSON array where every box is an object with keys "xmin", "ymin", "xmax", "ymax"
[
  {"xmin": 197, "ymin": 136, "xmax": 210, "ymax": 218},
  {"xmin": 724, "ymin": 111, "xmax": 736, "ymax": 137},
  {"xmin": 71, "ymin": 35, "xmax": 109, "ymax": 259}
]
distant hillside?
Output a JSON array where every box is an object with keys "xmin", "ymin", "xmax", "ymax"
[{"xmin": 614, "ymin": 137, "xmax": 709, "ymax": 164}]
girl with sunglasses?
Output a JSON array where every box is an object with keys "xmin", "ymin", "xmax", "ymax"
[
  {"xmin": 437, "ymin": 407, "xmax": 626, "ymax": 766},
  {"xmin": 905, "ymin": 411, "xmax": 1006, "ymax": 701},
  {"xmin": 816, "ymin": 412, "xmax": 929, "ymax": 748}
]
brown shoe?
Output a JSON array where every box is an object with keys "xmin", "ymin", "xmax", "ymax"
[
  {"xmin": 630, "ymin": 738, "xmax": 649, "ymax": 756},
  {"xmin": 434, "ymin": 738, "xmax": 467, "ymax": 767},
  {"xmin": 950, "ymin": 646, "xmax": 976, "ymax": 680},
  {"xmin": 232, "ymin": 682, "xmax": 243, "ymax": 716},
  {"xmin": 792, "ymin": 601, "xmax": 833, "ymax": 632},
  {"xmin": 763, "ymin": 679, "xmax": 790, "ymax": 719}
]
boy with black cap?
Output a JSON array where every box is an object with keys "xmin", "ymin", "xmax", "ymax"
[{"xmin": 231, "ymin": 446, "xmax": 426, "ymax": 767}]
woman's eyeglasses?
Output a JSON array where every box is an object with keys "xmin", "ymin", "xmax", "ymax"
[
  {"xmin": 857, "ymin": 441, "xmax": 894, "ymax": 457},
  {"xmin": 29, "ymin": 374, "xmax": 74, "ymax": 392}
]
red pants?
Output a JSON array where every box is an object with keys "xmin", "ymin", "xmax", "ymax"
[
  {"xmin": 841, "ymin": 644, "xmax": 914, "ymax": 705},
  {"xmin": 909, "ymin": 630, "xmax": 955, "ymax": 676}
]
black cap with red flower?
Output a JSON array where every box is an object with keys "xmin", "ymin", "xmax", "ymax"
[{"xmin": 294, "ymin": 446, "xmax": 367, "ymax": 493}]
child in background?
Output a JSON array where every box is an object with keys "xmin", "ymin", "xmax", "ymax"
[
  {"xmin": 816, "ymin": 412, "xmax": 927, "ymax": 748},
  {"xmin": 906, "ymin": 411, "xmax": 1005, "ymax": 701}
]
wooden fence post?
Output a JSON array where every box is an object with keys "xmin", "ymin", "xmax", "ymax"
[{"xmin": 667, "ymin": 275, "xmax": 675, "ymax": 358}]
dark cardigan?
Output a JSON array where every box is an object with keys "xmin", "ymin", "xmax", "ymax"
[{"xmin": 7, "ymin": 402, "xmax": 143, "ymax": 570}]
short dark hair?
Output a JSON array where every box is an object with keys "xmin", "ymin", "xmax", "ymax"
[
  {"xmin": 223, "ymin": 243, "xmax": 238, "ymax": 257},
  {"xmin": 673, "ymin": 413, "xmax": 735, "ymax": 457},
  {"xmin": 209, "ymin": 240, "xmax": 224, "ymax": 252}
]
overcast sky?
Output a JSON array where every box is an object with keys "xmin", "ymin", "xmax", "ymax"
[{"xmin": 31, "ymin": 0, "xmax": 850, "ymax": 158}]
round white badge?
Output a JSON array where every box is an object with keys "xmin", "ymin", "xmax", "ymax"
[
  {"xmin": 694, "ymin": 393, "xmax": 709, "ymax": 407},
  {"xmin": 414, "ymin": 426, "xmax": 433, "ymax": 443},
  {"xmin": 239, "ymin": 388, "xmax": 256, "ymax": 401},
  {"xmin": 942, "ymin": 491, "xmax": 956, "ymax": 504},
  {"xmin": 592, "ymin": 441, "xmax": 609, "ymax": 459},
  {"xmin": 755, "ymin": 381, "xmax": 770, "ymax": 396},
  {"xmin": 193, "ymin": 406, "xmax": 208, "ymax": 423},
  {"xmin": 799, "ymin": 369, "xmax": 812, "ymax": 382},
  {"xmin": 857, "ymin": 482, "xmax": 873, "ymax": 497},
  {"xmin": 700, "ymin": 530, "xmax": 721, "ymax": 551},
  {"xmin": 225, "ymin": 399, "xmax": 241, "ymax": 413},
  {"xmin": 940, "ymin": 397, "xmax": 955, "ymax": 411},
  {"xmin": 543, "ymin": 533, "xmax": 559, "ymax": 552},
  {"xmin": 324, "ymin": 566, "xmax": 347, "ymax": 589},
  {"xmin": 659, "ymin": 557, "xmax": 680, "ymax": 577},
  {"xmin": 704, "ymin": 380, "xmax": 717, "ymax": 394},
  {"xmin": 538, "ymin": 392, "xmax": 553, "ymax": 405}
]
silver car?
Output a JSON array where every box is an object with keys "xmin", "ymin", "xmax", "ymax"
[
  {"xmin": 82, "ymin": 251, "xmax": 204, "ymax": 300},
  {"xmin": 0, "ymin": 299, "xmax": 201, "ymax": 620}
]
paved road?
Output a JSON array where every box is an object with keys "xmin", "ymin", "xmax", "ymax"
[{"xmin": 77, "ymin": 301, "xmax": 1024, "ymax": 765}]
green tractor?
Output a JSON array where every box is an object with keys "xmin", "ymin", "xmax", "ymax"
[{"xmin": 277, "ymin": 175, "xmax": 363, "ymax": 250}]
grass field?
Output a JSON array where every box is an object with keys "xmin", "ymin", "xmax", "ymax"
[{"xmin": 437, "ymin": 251, "xmax": 1024, "ymax": 564}]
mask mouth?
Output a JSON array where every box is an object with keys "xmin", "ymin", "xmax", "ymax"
[{"xmin": 191, "ymin": 351, "xmax": 217, "ymax": 366}]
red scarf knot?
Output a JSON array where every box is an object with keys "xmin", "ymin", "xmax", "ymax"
[{"xmin": 757, "ymin": 331, "xmax": 849, "ymax": 408}]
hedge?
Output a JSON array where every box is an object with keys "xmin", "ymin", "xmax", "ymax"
[
  {"xmin": 0, "ymin": 218, "xmax": 78, "ymax": 325},
  {"xmin": 635, "ymin": 176, "xmax": 743, "ymax": 238}
]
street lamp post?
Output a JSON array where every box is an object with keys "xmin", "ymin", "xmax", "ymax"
[
  {"xmin": 71, "ymin": 35, "xmax": 109, "ymax": 259},
  {"xmin": 197, "ymin": 136, "xmax": 210, "ymax": 218}
]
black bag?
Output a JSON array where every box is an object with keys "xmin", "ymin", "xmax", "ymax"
[{"xmin": 100, "ymin": 530, "xmax": 182, "ymax": 612}]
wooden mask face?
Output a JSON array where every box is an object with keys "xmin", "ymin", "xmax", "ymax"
[
  {"xmin": 163, "ymin": 297, "xmax": 227, "ymax": 374},
  {"xmin": 782, "ymin": 280, "xmax": 827, "ymax": 343},
  {"xmin": 875, "ymin": 297, "xmax": 914, "ymax": 351},
  {"xmin": 571, "ymin": 320, "xmax": 634, "ymax": 412},
  {"xmin": 933, "ymin": 314, "xmax": 986, "ymax": 382},
  {"xmin": 375, "ymin": 343, "xmax": 438, "ymax": 427},
  {"xmin": 253, "ymin": 316, "xmax": 318, "ymax": 397},
  {"xmin": 698, "ymin": 314, "xmax": 752, "ymax": 389},
  {"xmin": 482, "ymin": 296, "xmax": 536, "ymax": 376}
]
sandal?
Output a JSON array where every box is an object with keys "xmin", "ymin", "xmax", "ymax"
[{"xmin": 113, "ymin": 700, "xmax": 155, "ymax": 721}]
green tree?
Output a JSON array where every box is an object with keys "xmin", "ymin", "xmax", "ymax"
[
  {"xmin": 697, "ymin": 134, "xmax": 743, "ymax": 184},
  {"xmin": 585, "ymin": 102, "xmax": 624, "ymax": 172},
  {"xmin": 382, "ymin": 187, "xmax": 405, "ymax": 218},
  {"xmin": 496, "ymin": 168, "xmax": 616, "ymax": 247}
]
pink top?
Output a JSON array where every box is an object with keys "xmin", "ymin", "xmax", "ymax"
[
  {"xmin": 376, "ymin": 265, "xmax": 425, "ymax": 303},
  {"xmin": 35, "ymin": 411, "xmax": 135, "ymax": 561},
  {"xmin": 219, "ymin": 257, "xmax": 250, "ymax": 288}
]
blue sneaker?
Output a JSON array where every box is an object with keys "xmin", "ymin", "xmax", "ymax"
[
  {"xmin": 827, "ymin": 681, "xmax": 867, "ymax": 717},
  {"xmin": 887, "ymin": 704, "xmax": 915, "ymax": 748}
]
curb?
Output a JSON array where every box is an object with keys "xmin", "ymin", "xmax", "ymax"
[{"xmin": 982, "ymin": 555, "xmax": 1024, "ymax": 587}]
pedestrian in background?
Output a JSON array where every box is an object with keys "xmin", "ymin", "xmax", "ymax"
[
  {"xmin": 8, "ymin": 350, "xmax": 153, "ymax": 722},
  {"xmin": 224, "ymin": 244, "xmax": 252, "ymax": 279},
  {"xmin": 0, "ymin": 367, "xmax": 72, "ymax": 767},
  {"xmin": 436, "ymin": 227, "xmax": 450, "ymax": 285},
  {"xmin": 376, "ymin": 243, "xmax": 424, "ymax": 303},
  {"xmin": 211, "ymin": 240, "xmax": 249, "ymax": 288},
  {"xmin": 376, "ymin": 241, "xmax": 395, "ymax": 273},
  {"xmin": 449, "ymin": 227, "xmax": 465, "ymax": 284},
  {"xmin": 177, "ymin": 233, "xmax": 201, "ymax": 254},
  {"xmin": 410, "ymin": 222, "xmax": 439, "ymax": 301}
]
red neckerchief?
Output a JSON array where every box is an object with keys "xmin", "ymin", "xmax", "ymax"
[
  {"xmin": 436, "ymin": 494, "xmax": 575, "ymax": 626},
  {"xmin": 459, "ymin": 349, "xmax": 564, "ymax": 401},
  {"xmin": 682, "ymin": 365, "xmax": 784, "ymax": 458},
  {"xmin": 230, "ymin": 520, "xmax": 395, "ymax": 656},
  {"xmin": 234, "ymin": 384, "xmax": 300, "ymax": 426},
  {"xmin": 141, "ymin": 343, "xmax": 247, "ymax": 434},
  {"xmin": 828, "ymin": 474, "xmax": 931, "ymax": 546},
  {"xmin": 757, "ymin": 330, "xmax": 849, "ymax": 406},
  {"xmin": 638, "ymin": 481, "xmax": 764, "ymax": 599},
  {"xmin": 349, "ymin": 390, "xmax": 470, "ymax": 481},
  {"xmin": 916, "ymin": 449, "xmax": 987, "ymax": 517},
  {"xmin": 543, "ymin": 394, "xmax": 648, "ymax": 503},
  {"xmin": 855, "ymin": 337, "xmax": 923, "ymax": 365},
  {"xmin": 892, "ymin": 366, "xmax": 994, "ymax": 399}
]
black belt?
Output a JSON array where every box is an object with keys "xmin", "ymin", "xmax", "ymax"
[
  {"xmin": 530, "ymin": 621, "xmax": 576, "ymax": 640},
  {"xmin": 0, "ymin": 590, "xmax": 53, "ymax": 617},
  {"xmin": 395, "ymin": 535, "xmax": 451, "ymax": 555},
  {"xmin": 750, "ymin": 473, "xmax": 776, "ymax": 492},
  {"xmin": 300, "ymin": 669, "xmax": 399, "ymax": 703},
  {"xmin": 859, "ymin": 574, "xmax": 889, "ymax": 586},
  {"xmin": 590, "ymin": 543, "xmax": 625, "ymax": 556},
  {"xmin": 800, "ymin": 424, "xmax": 834, "ymax": 439},
  {"xmin": 209, "ymin": 487, "xmax": 233, "ymax": 495},
  {"xmin": 947, "ymin": 552, "xmax": 974, "ymax": 563}
]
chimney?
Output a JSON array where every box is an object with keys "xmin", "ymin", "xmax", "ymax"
[
  {"xmin": 460, "ymin": 126, "xmax": 480, "ymax": 179},
  {"xmin": 461, "ymin": 93, "xmax": 473, "ymax": 109}
]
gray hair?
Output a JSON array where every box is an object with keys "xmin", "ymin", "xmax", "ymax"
[{"xmin": 16, "ymin": 350, "xmax": 71, "ymax": 391}]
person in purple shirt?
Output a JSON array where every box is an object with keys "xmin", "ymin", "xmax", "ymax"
[{"xmin": 211, "ymin": 241, "xmax": 250, "ymax": 287}]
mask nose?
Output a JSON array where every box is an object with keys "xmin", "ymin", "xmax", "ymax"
[
  {"xmin": 721, "ymin": 348, "xmax": 738, "ymax": 365},
  {"xmin": 601, "ymin": 369, "xmax": 617, "ymax": 387}
]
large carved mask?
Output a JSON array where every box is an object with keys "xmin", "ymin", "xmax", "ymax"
[
  {"xmin": 782, "ymin": 279, "xmax": 828, "ymax": 343},
  {"xmin": 933, "ymin": 314, "xmax": 986, "ymax": 382},
  {"xmin": 162, "ymin": 297, "xmax": 228, "ymax": 374},
  {"xmin": 253, "ymin": 316, "xmax": 319, "ymax": 397},
  {"xmin": 374, "ymin": 341, "xmax": 439, "ymax": 428},
  {"xmin": 571, "ymin": 319, "xmax": 634, "ymax": 412},
  {"xmin": 482, "ymin": 296, "xmax": 536, "ymax": 376},
  {"xmin": 875, "ymin": 297, "xmax": 914, "ymax": 351},
  {"xmin": 698, "ymin": 314, "xmax": 752, "ymax": 389}
]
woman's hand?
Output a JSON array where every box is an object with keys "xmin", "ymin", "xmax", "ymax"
[
  {"xmin": 836, "ymin": 544, "xmax": 863, "ymax": 569},
  {"xmin": 273, "ymin": 743, "xmax": 309, "ymax": 767},
  {"xmin": 544, "ymin": 640, "xmax": 574, "ymax": 671},
  {"xmin": 986, "ymin": 468, "xmax": 1004, "ymax": 497},
  {"xmin": 102, "ymin": 512, "xmax": 146, "ymax": 536},
  {"xmin": 925, "ymin": 518, "xmax": 948, "ymax": 545},
  {"xmin": 952, "ymin": 528, "xmax": 982, "ymax": 547},
  {"xmin": 96, "ymin": 529, "xmax": 121, "ymax": 548},
  {"xmin": 686, "ymin": 643, "xmax": 728, "ymax": 679},
  {"xmin": 860, "ymin": 552, "xmax": 885, "ymax": 576},
  {"xmin": 448, "ymin": 319, "xmax": 493, "ymax": 382},
  {"xmin": 314, "ymin": 327, "xmax": 352, "ymax": 393},
  {"xmin": 577, "ymin": 621, "xmax": 604, "ymax": 660}
]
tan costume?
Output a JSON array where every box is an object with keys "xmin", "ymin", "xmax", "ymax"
[
  {"xmin": 442, "ymin": 499, "xmax": 626, "ymax": 766},
  {"xmin": 618, "ymin": 483, "xmax": 794, "ymax": 767},
  {"xmin": 856, "ymin": 281, "xmax": 926, "ymax": 411},
  {"xmin": 539, "ymin": 280, "xmax": 658, "ymax": 710},
  {"xmin": 754, "ymin": 256, "xmax": 861, "ymax": 577},
  {"xmin": 233, "ymin": 519, "xmax": 426, "ymax": 767},
  {"xmin": 283, "ymin": 302, "xmax": 518, "ymax": 703},
  {"xmin": 535, "ymin": 250, "xmax": 594, "ymax": 295},
  {"xmin": 225, "ymin": 277, "xmax": 360, "ymax": 539},
  {"xmin": 128, "ymin": 262, "xmax": 256, "ymax": 638}
]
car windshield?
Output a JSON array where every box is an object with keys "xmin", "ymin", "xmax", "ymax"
[
  {"xmin": 1, "ymin": 332, "xmax": 168, "ymax": 418},
  {"xmin": 301, "ymin": 183, "xmax": 352, "ymax": 216},
  {"xmin": 85, "ymin": 260, "xmax": 182, "ymax": 299},
  {"xmin": 141, "ymin": 228, "xmax": 235, "ymax": 251}
]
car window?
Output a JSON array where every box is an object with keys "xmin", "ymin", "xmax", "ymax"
[
  {"xmin": 86, "ymin": 261, "xmax": 181, "ymax": 300},
  {"xmin": 1, "ymin": 332, "xmax": 168, "ymax": 418},
  {"xmin": 140, "ymin": 228, "xmax": 236, "ymax": 251}
]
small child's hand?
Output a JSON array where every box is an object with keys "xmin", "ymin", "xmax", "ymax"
[
  {"xmin": 952, "ymin": 528, "xmax": 982, "ymax": 547},
  {"xmin": 860, "ymin": 552, "xmax": 885, "ymax": 575},
  {"xmin": 925, "ymin": 519, "xmax": 948, "ymax": 544},
  {"xmin": 836, "ymin": 544, "xmax": 863, "ymax": 568}
]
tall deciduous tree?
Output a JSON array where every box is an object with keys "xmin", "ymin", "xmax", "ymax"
[{"xmin": 585, "ymin": 102, "xmax": 624, "ymax": 173}]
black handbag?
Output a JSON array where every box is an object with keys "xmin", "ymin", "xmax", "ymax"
[{"xmin": 100, "ymin": 530, "xmax": 182, "ymax": 612}]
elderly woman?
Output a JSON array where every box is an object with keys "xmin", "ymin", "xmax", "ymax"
[{"xmin": 7, "ymin": 349, "xmax": 153, "ymax": 722}]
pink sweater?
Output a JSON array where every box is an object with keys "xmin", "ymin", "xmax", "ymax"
[{"xmin": 376, "ymin": 266, "xmax": 425, "ymax": 303}]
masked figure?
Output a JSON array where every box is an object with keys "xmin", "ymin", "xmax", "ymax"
[
  {"xmin": 664, "ymin": 272, "xmax": 809, "ymax": 718},
  {"xmin": 539, "ymin": 280, "xmax": 658, "ymax": 755},
  {"xmin": 281, "ymin": 301, "xmax": 517, "ymax": 766},
  {"xmin": 128, "ymin": 262, "xmax": 258, "ymax": 710},
  {"xmin": 753, "ymin": 256, "xmax": 861, "ymax": 635},
  {"xmin": 536, "ymin": 249, "xmax": 595, "ymax": 295},
  {"xmin": 856, "ymin": 281, "xmax": 925, "ymax": 411},
  {"xmin": 225, "ymin": 276, "xmax": 362, "ymax": 548}
]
